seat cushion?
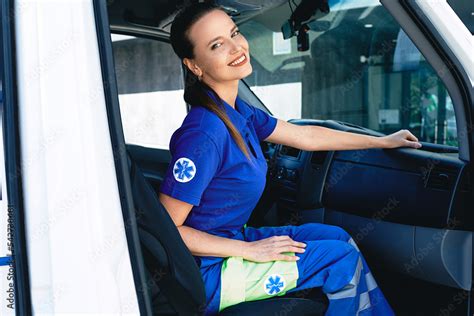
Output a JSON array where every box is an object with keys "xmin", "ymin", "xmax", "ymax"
[{"xmin": 218, "ymin": 297, "xmax": 327, "ymax": 315}]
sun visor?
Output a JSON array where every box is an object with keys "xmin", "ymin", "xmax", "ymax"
[{"xmin": 108, "ymin": 0, "xmax": 288, "ymax": 32}]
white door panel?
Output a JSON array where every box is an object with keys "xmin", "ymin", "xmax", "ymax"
[{"xmin": 14, "ymin": 0, "xmax": 139, "ymax": 313}]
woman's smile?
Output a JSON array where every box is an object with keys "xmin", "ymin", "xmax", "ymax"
[{"xmin": 228, "ymin": 53, "xmax": 248, "ymax": 67}]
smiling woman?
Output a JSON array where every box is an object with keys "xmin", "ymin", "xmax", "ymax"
[
  {"xmin": 181, "ymin": 9, "xmax": 252, "ymax": 92},
  {"xmin": 168, "ymin": 4, "xmax": 254, "ymax": 162},
  {"xmin": 156, "ymin": 3, "xmax": 401, "ymax": 316}
]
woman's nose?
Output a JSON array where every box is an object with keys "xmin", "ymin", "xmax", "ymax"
[{"xmin": 229, "ymin": 39, "xmax": 242, "ymax": 54}]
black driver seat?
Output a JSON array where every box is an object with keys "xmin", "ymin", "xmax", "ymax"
[{"xmin": 127, "ymin": 153, "xmax": 327, "ymax": 315}]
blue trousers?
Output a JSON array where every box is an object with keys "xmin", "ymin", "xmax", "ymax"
[
  {"xmin": 201, "ymin": 223, "xmax": 395, "ymax": 315},
  {"xmin": 243, "ymin": 223, "xmax": 395, "ymax": 315}
]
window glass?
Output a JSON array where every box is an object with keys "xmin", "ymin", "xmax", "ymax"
[
  {"xmin": 111, "ymin": 34, "xmax": 187, "ymax": 149},
  {"xmin": 447, "ymin": 0, "xmax": 474, "ymax": 34},
  {"xmin": 242, "ymin": 1, "xmax": 458, "ymax": 146}
]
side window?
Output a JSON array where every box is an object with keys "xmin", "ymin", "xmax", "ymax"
[
  {"xmin": 242, "ymin": 2, "xmax": 458, "ymax": 147},
  {"xmin": 111, "ymin": 34, "xmax": 186, "ymax": 149}
]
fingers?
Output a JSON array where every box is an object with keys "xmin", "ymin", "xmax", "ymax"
[
  {"xmin": 264, "ymin": 236, "xmax": 307, "ymax": 261},
  {"xmin": 275, "ymin": 254, "xmax": 300, "ymax": 261},
  {"xmin": 270, "ymin": 235, "xmax": 293, "ymax": 242},
  {"xmin": 270, "ymin": 235, "xmax": 306, "ymax": 248},
  {"xmin": 245, "ymin": 235, "xmax": 307, "ymax": 263},
  {"xmin": 276, "ymin": 246, "xmax": 306, "ymax": 254},
  {"xmin": 272, "ymin": 241, "xmax": 306, "ymax": 253},
  {"xmin": 399, "ymin": 130, "xmax": 422, "ymax": 149},
  {"xmin": 405, "ymin": 130, "xmax": 419, "ymax": 142},
  {"xmin": 405, "ymin": 140, "xmax": 422, "ymax": 149},
  {"xmin": 275, "ymin": 240, "xmax": 307, "ymax": 249}
]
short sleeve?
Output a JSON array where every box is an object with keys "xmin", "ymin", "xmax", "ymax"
[
  {"xmin": 159, "ymin": 130, "xmax": 221, "ymax": 206},
  {"xmin": 249, "ymin": 106, "xmax": 278, "ymax": 141}
]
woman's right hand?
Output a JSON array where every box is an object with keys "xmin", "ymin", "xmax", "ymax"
[{"xmin": 241, "ymin": 235, "xmax": 306, "ymax": 263}]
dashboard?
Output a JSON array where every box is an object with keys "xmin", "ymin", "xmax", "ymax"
[
  {"xmin": 267, "ymin": 119, "xmax": 384, "ymax": 208},
  {"xmin": 267, "ymin": 119, "xmax": 336, "ymax": 210},
  {"xmin": 268, "ymin": 140, "xmax": 331, "ymax": 209},
  {"xmin": 265, "ymin": 119, "xmax": 471, "ymax": 230}
]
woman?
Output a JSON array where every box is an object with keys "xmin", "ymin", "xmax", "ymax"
[{"xmin": 159, "ymin": 3, "xmax": 419, "ymax": 315}]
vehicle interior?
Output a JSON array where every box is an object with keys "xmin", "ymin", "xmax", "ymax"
[{"xmin": 106, "ymin": 0, "xmax": 473, "ymax": 315}]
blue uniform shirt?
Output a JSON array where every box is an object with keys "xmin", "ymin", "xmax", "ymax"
[
  {"xmin": 159, "ymin": 94, "xmax": 277, "ymax": 263},
  {"xmin": 159, "ymin": 93, "xmax": 277, "ymax": 314}
]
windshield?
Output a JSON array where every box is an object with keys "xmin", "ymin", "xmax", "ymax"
[{"xmin": 241, "ymin": 0, "xmax": 458, "ymax": 147}]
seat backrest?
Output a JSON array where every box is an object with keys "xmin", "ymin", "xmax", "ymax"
[{"xmin": 127, "ymin": 153, "xmax": 206, "ymax": 315}]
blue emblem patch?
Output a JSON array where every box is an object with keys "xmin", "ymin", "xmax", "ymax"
[
  {"xmin": 173, "ymin": 157, "xmax": 196, "ymax": 183},
  {"xmin": 264, "ymin": 274, "xmax": 286, "ymax": 295}
]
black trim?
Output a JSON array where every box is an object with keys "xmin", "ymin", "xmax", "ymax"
[
  {"xmin": 239, "ymin": 79, "xmax": 275, "ymax": 115},
  {"xmin": 92, "ymin": 1, "xmax": 153, "ymax": 315},
  {"xmin": 110, "ymin": 25, "xmax": 170, "ymax": 42},
  {"xmin": 1, "ymin": 0, "xmax": 32, "ymax": 314},
  {"xmin": 402, "ymin": 0, "xmax": 473, "ymax": 161}
]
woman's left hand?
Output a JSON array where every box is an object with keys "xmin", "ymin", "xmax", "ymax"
[{"xmin": 381, "ymin": 129, "xmax": 423, "ymax": 149}]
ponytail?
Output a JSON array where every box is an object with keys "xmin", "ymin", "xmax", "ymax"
[
  {"xmin": 183, "ymin": 71, "xmax": 252, "ymax": 161},
  {"xmin": 170, "ymin": 3, "xmax": 252, "ymax": 161}
]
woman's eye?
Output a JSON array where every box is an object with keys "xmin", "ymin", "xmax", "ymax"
[{"xmin": 210, "ymin": 30, "xmax": 240, "ymax": 50}]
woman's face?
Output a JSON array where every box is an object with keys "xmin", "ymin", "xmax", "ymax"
[{"xmin": 185, "ymin": 9, "xmax": 252, "ymax": 85}]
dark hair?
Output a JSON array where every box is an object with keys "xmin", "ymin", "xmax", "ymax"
[{"xmin": 170, "ymin": 3, "xmax": 251, "ymax": 161}]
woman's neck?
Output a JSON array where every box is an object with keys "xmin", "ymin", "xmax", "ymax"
[{"xmin": 206, "ymin": 80, "xmax": 239, "ymax": 109}]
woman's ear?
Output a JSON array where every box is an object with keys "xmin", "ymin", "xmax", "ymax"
[{"xmin": 183, "ymin": 58, "xmax": 202, "ymax": 78}]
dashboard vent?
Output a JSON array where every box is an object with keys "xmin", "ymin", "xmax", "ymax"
[{"xmin": 425, "ymin": 165, "xmax": 458, "ymax": 191}]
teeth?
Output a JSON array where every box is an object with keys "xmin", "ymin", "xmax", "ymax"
[{"xmin": 230, "ymin": 54, "xmax": 246, "ymax": 66}]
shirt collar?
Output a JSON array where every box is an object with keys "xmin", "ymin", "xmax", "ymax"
[{"xmin": 206, "ymin": 90, "xmax": 252, "ymax": 133}]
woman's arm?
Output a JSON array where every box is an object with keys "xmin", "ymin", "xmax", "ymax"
[
  {"xmin": 177, "ymin": 225, "xmax": 248, "ymax": 257},
  {"xmin": 159, "ymin": 192, "xmax": 247, "ymax": 257},
  {"xmin": 265, "ymin": 119, "xmax": 422, "ymax": 151},
  {"xmin": 159, "ymin": 192, "xmax": 305, "ymax": 261}
]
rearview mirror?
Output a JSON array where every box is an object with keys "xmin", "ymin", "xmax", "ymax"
[{"xmin": 280, "ymin": 0, "xmax": 330, "ymax": 51}]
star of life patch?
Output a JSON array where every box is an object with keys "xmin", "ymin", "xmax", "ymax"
[
  {"xmin": 264, "ymin": 274, "xmax": 286, "ymax": 295},
  {"xmin": 173, "ymin": 157, "xmax": 196, "ymax": 183}
]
